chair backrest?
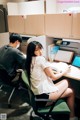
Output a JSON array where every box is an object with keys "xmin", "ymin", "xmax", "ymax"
[
  {"xmin": 21, "ymin": 70, "xmax": 37, "ymax": 111},
  {"xmin": 0, "ymin": 64, "xmax": 21, "ymax": 87},
  {"xmin": 21, "ymin": 70, "xmax": 29, "ymax": 86},
  {"xmin": 0, "ymin": 65, "xmax": 11, "ymax": 85}
]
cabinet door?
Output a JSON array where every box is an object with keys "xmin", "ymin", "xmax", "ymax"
[
  {"xmin": 8, "ymin": 16, "xmax": 25, "ymax": 34},
  {"xmin": 72, "ymin": 13, "xmax": 80, "ymax": 39},
  {"xmin": 24, "ymin": 15, "xmax": 45, "ymax": 36},
  {"xmin": 45, "ymin": 14, "xmax": 72, "ymax": 38}
]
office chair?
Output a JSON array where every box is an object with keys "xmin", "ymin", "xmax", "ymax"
[
  {"xmin": 0, "ymin": 66, "xmax": 22, "ymax": 108},
  {"xmin": 21, "ymin": 70, "xmax": 70, "ymax": 120}
]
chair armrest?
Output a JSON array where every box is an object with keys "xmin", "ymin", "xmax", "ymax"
[
  {"xmin": 12, "ymin": 69, "xmax": 23, "ymax": 82},
  {"xmin": 16, "ymin": 69, "xmax": 23, "ymax": 73},
  {"xmin": 35, "ymin": 98, "xmax": 53, "ymax": 102}
]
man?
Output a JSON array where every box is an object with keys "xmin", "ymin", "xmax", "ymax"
[{"xmin": 0, "ymin": 33, "xmax": 26, "ymax": 83}]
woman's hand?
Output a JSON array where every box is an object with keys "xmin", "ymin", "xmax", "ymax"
[{"xmin": 62, "ymin": 65, "xmax": 71, "ymax": 75}]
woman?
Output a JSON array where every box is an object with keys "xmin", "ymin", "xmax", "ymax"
[{"xmin": 25, "ymin": 41, "xmax": 77, "ymax": 120}]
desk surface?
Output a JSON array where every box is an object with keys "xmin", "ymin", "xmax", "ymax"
[
  {"xmin": 65, "ymin": 65, "xmax": 80, "ymax": 81},
  {"xmin": 49, "ymin": 62, "xmax": 80, "ymax": 81}
]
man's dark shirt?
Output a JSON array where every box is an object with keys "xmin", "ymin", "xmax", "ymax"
[{"xmin": 0, "ymin": 45, "xmax": 26, "ymax": 79}]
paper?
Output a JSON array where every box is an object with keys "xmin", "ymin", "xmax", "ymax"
[{"xmin": 48, "ymin": 62, "xmax": 69, "ymax": 72}]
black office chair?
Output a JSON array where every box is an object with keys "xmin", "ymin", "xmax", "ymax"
[
  {"xmin": 21, "ymin": 70, "xmax": 70, "ymax": 120},
  {"xmin": 0, "ymin": 65, "xmax": 22, "ymax": 108}
]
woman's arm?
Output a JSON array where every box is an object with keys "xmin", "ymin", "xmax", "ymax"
[{"xmin": 44, "ymin": 66, "xmax": 70, "ymax": 81}]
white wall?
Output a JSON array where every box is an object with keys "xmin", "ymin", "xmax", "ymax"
[
  {"xmin": 56, "ymin": 0, "xmax": 80, "ymax": 13},
  {"xmin": 0, "ymin": 32, "xmax": 9, "ymax": 47},
  {"xmin": 0, "ymin": 0, "xmax": 27, "ymax": 4},
  {"xmin": 0, "ymin": 0, "xmax": 9, "ymax": 4},
  {"xmin": 46, "ymin": 0, "xmax": 57, "ymax": 14},
  {"xmin": 46, "ymin": 0, "xmax": 80, "ymax": 13},
  {"xmin": 7, "ymin": 0, "xmax": 26, "ymax": 1},
  {"xmin": 0, "ymin": 0, "xmax": 28, "ymax": 8},
  {"xmin": 7, "ymin": 1, "xmax": 44, "ymax": 15},
  {"xmin": 1, "ymin": 0, "xmax": 80, "ymax": 13}
]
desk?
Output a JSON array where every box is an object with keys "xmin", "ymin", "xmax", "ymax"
[
  {"xmin": 49, "ymin": 62, "xmax": 80, "ymax": 81},
  {"xmin": 49, "ymin": 62, "xmax": 80, "ymax": 100},
  {"xmin": 64, "ymin": 65, "xmax": 80, "ymax": 81}
]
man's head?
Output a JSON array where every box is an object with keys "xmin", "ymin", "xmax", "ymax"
[{"xmin": 9, "ymin": 33, "xmax": 22, "ymax": 48}]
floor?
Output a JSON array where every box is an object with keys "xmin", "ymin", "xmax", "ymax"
[
  {"xmin": 0, "ymin": 99, "xmax": 41, "ymax": 120},
  {"xmin": 0, "ymin": 104, "xmax": 30, "ymax": 120},
  {"xmin": 0, "ymin": 86, "xmax": 80, "ymax": 120},
  {"xmin": 0, "ymin": 87, "xmax": 41, "ymax": 120}
]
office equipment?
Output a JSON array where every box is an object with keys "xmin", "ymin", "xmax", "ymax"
[
  {"xmin": 54, "ymin": 50, "xmax": 74, "ymax": 63},
  {"xmin": 60, "ymin": 40, "xmax": 80, "ymax": 55},
  {"xmin": 72, "ymin": 56, "xmax": 80, "ymax": 68},
  {"xmin": 48, "ymin": 44, "xmax": 59, "ymax": 62}
]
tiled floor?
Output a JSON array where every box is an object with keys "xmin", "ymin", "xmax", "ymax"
[
  {"xmin": 0, "ymin": 102, "xmax": 41, "ymax": 120},
  {"xmin": 0, "ymin": 89, "xmax": 41, "ymax": 120},
  {"xmin": 0, "ymin": 103, "xmax": 31, "ymax": 120},
  {"xmin": 0, "ymin": 88, "xmax": 80, "ymax": 120}
]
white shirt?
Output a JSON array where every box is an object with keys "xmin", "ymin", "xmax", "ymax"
[{"xmin": 30, "ymin": 56, "xmax": 58, "ymax": 95}]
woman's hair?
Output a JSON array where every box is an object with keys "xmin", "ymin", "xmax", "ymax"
[{"xmin": 25, "ymin": 41, "xmax": 43, "ymax": 83}]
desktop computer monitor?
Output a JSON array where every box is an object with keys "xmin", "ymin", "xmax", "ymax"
[
  {"xmin": 72, "ymin": 56, "xmax": 80, "ymax": 68},
  {"xmin": 54, "ymin": 50, "xmax": 74, "ymax": 63}
]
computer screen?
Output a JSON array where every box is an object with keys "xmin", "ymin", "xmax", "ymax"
[
  {"xmin": 54, "ymin": 50, "xmax": 74, "ymax": 63},
  {"xmin": 72, "ymin": 56, "xmax": 80, "ymax": 68}
]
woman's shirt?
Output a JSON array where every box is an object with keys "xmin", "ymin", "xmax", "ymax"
[{"xmin": 30, "ymin": 56, "xmax": 58, "ymax": 95}]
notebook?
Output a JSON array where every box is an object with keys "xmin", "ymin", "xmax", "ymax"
[
  {"xmin": 54, "ymin": 50, "xmax": 74, "ymax": 63},
  {"xmin": 72, "ymin": 56, "xmax": 80, "ymax": 68}
]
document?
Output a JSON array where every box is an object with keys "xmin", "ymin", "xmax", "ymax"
[
  {"xmin": 48, "ymin": 62, "xmax": 80, "ymax": 80},
  {"xmin": 49, "ymin": 62, "xmax": 69, "ymax": 72}
]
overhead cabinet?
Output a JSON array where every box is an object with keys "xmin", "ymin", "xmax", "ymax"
[
  {"xmin": 24, "ymin": 15, "xmax": 45, "ymax": 35},
  {"xmin": 45, "ymin": 14, "xmax": 72, "ymax": 39},
  {"xmin": 8, "ymin": 15, "xmax": 45, "ymax": 36},
  {"xmin": 72, "ymin": 13, "xmax": 80, "ymax": 39},
  {"xmin": 8, "ymin": 13, "xmax": 80, "ymax": 39},
  {"xmin": 45, "ymin": 13, "xmax": 80, "ymax": 40},
  {"xmin": 8, "ymin": 16, "xmax": 25, "ymax": 34}
]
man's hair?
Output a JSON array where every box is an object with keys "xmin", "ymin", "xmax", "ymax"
[{"xmin": 9, "ymin": 33, "xmax": 22, "ymax": 43}]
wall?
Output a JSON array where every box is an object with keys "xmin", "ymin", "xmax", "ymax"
[
  {"xmin": 0, "ymin": 0, "xmax": 28, "ymax": 7},
  {"xmin": 1, "ymin": 0, "xmax": 80, "ymax": 14},
  {"xmin": 56, "ymin": 0, "xmax": 80, "ymax": 13},
  {"xmin": 7, "ymin": 1, "xmax": 44, "ymax": 15},
  {"xmin": 0, "ymin": 32, "xmax": 9, "ymax": 47},
  {"xmin": 46, "ymin": 0, "xmax": 57, "ymax": 14},
  {"xmin": 46, "ymin": 0, "xmax": 80, "ymax": 13}
]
